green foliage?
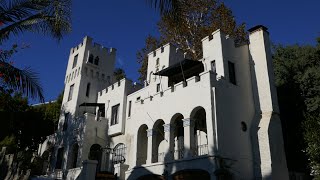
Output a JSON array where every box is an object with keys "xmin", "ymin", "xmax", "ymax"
[
  {"xmin": 273, "ymin": 39, "xmax": 320, "ymax": 177},
  {"xmin": 136, "ymin": 35, "xmax": 161, "ymax": 82},
  {"xmin": 0, "ymin": 135, "xmax": 17, "ymax": 153},
  {"xmin": 113, "ymin": 68, "xmax": 126, "ymax": 81},
  {"xmin": 0, "ymin": 91, "xmax": 63, "ymax": 151}
]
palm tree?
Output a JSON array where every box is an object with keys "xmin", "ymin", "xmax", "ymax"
[
  {"xmin": 0, "ymin": 0, "xmax": 72, "ymax": 102},
  {"xmin": 147, "ymin": 0, "xmax": 180, "ymax": 16}
]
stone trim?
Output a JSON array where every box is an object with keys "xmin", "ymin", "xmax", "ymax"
[
  {"xmin": 182, "ymin": 118, "xmax": 194, "ymax": 127},
  {"xmin": 147, "ymin": 129, "xmax": 155, "ymax": 137}
]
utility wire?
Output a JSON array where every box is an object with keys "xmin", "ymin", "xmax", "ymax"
[{"xmin": 146, "ymin": 112, "xmax": 168, "ymax": 143}]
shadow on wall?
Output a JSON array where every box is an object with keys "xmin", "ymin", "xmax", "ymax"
[{"xmin": 127, "ymin": 146, "xmax": 236, "ymax": 180}]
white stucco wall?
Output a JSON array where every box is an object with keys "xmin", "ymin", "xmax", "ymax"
[{"xmin": 41, "ymin": 28, "xmax": 289, "ymax": 180}]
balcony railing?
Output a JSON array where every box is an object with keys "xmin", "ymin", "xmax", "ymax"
[
  {"xmin": 152, "ymin": 152, "xmax": 166, "ymax": 163},
  {"xmin": 173, "ymin": 148, "xmax": 184, "ymax": 160},
  {"xmin": 193, "ymin": 144, "xmax": 209, "ymax": 157},
  {"xmin": 48, "ymin": 169, "xmax": 63, "ymax": 179}
]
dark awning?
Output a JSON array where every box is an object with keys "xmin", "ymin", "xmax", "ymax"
[
  {"xmin": 153, "ymin": 59, "xmax": 203, "ymax": 77},
  {"xmin": 79, "ymin": 103, "xmax": 105, "ymax": 108}
]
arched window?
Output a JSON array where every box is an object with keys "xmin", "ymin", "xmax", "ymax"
[
  {"xmin": 94, "ymin": 56, "xmax": 99, "ymax": 65},
  {"xmin": 86, "ymin": 83, "xmax": 90, "ymax": 97},
  {"xmin": 171, "ymin": 113, "xmax": 184, "ymax": 160},
  {"xmin": 136, "ymin": 125, "xmax": 148, "ymax": 166},
  {"xmin": 191, "ymin": 107, "xmax": 208, "ymax": 156},
  {"xmin": 88, "ymin": 54, "xmax": 94, "ymax": 63},
  {"xmin": 149, "ymin": 71, "xmax": 153, "ymax": 83},
  {"xmin": 112, "ymin": 143, "xmax": 126, "ymax": 164}
]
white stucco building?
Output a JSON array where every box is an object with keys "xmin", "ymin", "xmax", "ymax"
[{"xmin": 37, "ymin": 25, "xmax": 289, "ymax": 180}]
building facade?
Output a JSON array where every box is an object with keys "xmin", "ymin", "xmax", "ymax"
[{"xmin": 37, "ymin": 25, "xmax": 289, "ymax": 180}]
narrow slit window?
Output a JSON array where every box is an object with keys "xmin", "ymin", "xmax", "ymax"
[
  {"xmin": 72, "ymin": 54, "xmax": 78, "ymax": 68},
  {"xmin": 128, "ymin": 101, "xmax": 132, "ymax": 117},
  {"xmin": 228, "ymin": 61, "xmax": 236, "ymax": 85},
  {"xmin": 68, "ymin": 84, "xmax": 74, "ymax": 101},
  {"xmin": 86, "ymin": 83, "xmax": 91, "ymax": 97}
]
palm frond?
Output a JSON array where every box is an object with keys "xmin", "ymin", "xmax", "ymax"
[
  {"xmin": 147, "ymin": 0, "xmax": 181, "ymax": 16},
  {"xmin": 0, "ymin": 47, "xmax": 44, "ymax": 102},
  {"xmin": 0, "ymin": 60, "xmax": 44, "ymax": 102},
  {"xmin": 0, "ymin": 0, "xmax": 49, "ymax": 23},
  {"xmin": 0, "ymin": 0, "xmax": 71, "ymax": 43}
]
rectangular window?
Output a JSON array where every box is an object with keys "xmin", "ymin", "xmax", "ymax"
[
  {"xmin": 63, "ymin": 113, "xmax": 69, "ymax": 131},
  {"xmin": 72, "ymin": 54, "xmax": 78, "ymax": 68},
  {"xmin": 86, "ymin": 83, "xmax": 90, "ymax": 97},
  {"xmin": 111, "ymin": 104, "xmax": 120, "ymax": 125},
  {"xmin": 228, "ymin": 61, "xmax": 236, "ymax": 85},
  {"xmin": 211, "ymin": 60, "xmax": 216, "ymax": 72},
  {"xmin": 68, "ymin": 84, "xmax": 74, "ymax": 101},
  {"xmin": 128, "ymin": 101, "xmax": 132, "ymax": 117},
  {"xmin": 156, "ymin": 83, "xmax": 160, "ymax": 92}
]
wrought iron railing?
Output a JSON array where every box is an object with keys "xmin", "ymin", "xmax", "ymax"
[
  {"xmin": 193, "ymin": 144, "xmax": 209, "ymax": 156},
  {"xmin": 152, "ymin": 152, "xmax": 166, "ymax": 163},
  {"xmin": 173, "ymin": 148, "xmax": 184, "ymax": 160},
  {"xmin": 112, "ymin": 146, "xmax": 126, "ymax": 164}
]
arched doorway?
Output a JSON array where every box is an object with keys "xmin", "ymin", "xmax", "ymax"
[
  {"xmin": 152, "ymin": 120, "xmax": 165, "ymax": 163},
  {"xmin": 137, "ymin": 124, "xmax": 148, "ymax": 166},
  {"xmin": 171, "ymin": 113, "xmax": 184, "ymax": 160},
  {"xmin": 89, "ymin": 144, "xmax": 102, "ymax": 172},
  {"xmin": 191, "ymin": 107, "xmax": 208, "ymax": 156}
]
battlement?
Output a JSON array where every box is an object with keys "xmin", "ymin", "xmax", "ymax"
[
  {"xmin": 70, "ymin": 36, "xmax": 117, "ymax": 56},
  {"xmin": 99, "ymin": 78, "xmax": 129, "ymax": 96},
  {"xmin": 147, "ymin": 43, "xmax": 184, "ymax": 58},
  {"xmin": 201, "ymin": 29, "xmax": 235, "ymax": 45},
  {"xmin": 128, "ymin": 71, "xmax": 216, "ymax": 105}
]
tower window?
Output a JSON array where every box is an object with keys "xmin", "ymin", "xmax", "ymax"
[
  {"xmin": 63, "ymin": 113, "xmax": 69, "ymax": 131},
  {"xmin": 85, "ymin": 67, "xmax": 88, "ymax": 76},
  {"xmin": 90, "ymin": 69, "xmax": 94, "ymax": 78},
  {"xmin": 88, "ymin": 54, "xmax": 94, "ymax": 63},
  {"xmin": 128, "ymin": 101, "xmax": 132, "ymax": 117},
  {"xmin": 68, "ymin": 84, "xmax": 74, "ymax": 101},
  {"xmin": 96, "ymin": 72, "xmax": 99, "ymax": 79},
  {"xmin": 156, "ymin": 83, "xmax": 160, "ymax": 92},
  {"xmin": 111, "ymin": 104, "xmax": 120, "ymax": 125},
  {"xmin": 228, "ymin": 61, "xmax": 236, "ymax": 85},
  {"xmin": 94, "ymin": 56, "xmax": 99, "ymax": 65},
  {"xmin": 72, "ymin": 54, "xmax": 78, "ymax": 68},
  {"xmin": 86, "ymin": 83, "xmax": 91, "ymax": 97},
  {"xmin": 156, "ymin": 58, "xmax": 159, "ymax": 66}
]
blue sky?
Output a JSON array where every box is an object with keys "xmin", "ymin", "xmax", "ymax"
[{"xmin": 5, "ymin": 0, "xmax": 320, "ymax": 103}]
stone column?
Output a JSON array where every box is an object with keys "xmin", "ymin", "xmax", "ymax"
[
  {"xmin": 81, "ymin": 160, "xmax": 98, "ymax": 180},
  {"xmin": 183, "ymin": 118, "xmax": 195, "ymax": 158},
  {"xmin": 163, "ymin": 124, "xmax": 174, "ymax": 161},
  {"xmin": 146, "ymin": 129, "xmax": 154, "ymax": 164}
]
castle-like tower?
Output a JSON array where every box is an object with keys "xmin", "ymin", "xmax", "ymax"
[{"xmin": 61, "ymin": 36, "xmax": 116, "ymax": 117}]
